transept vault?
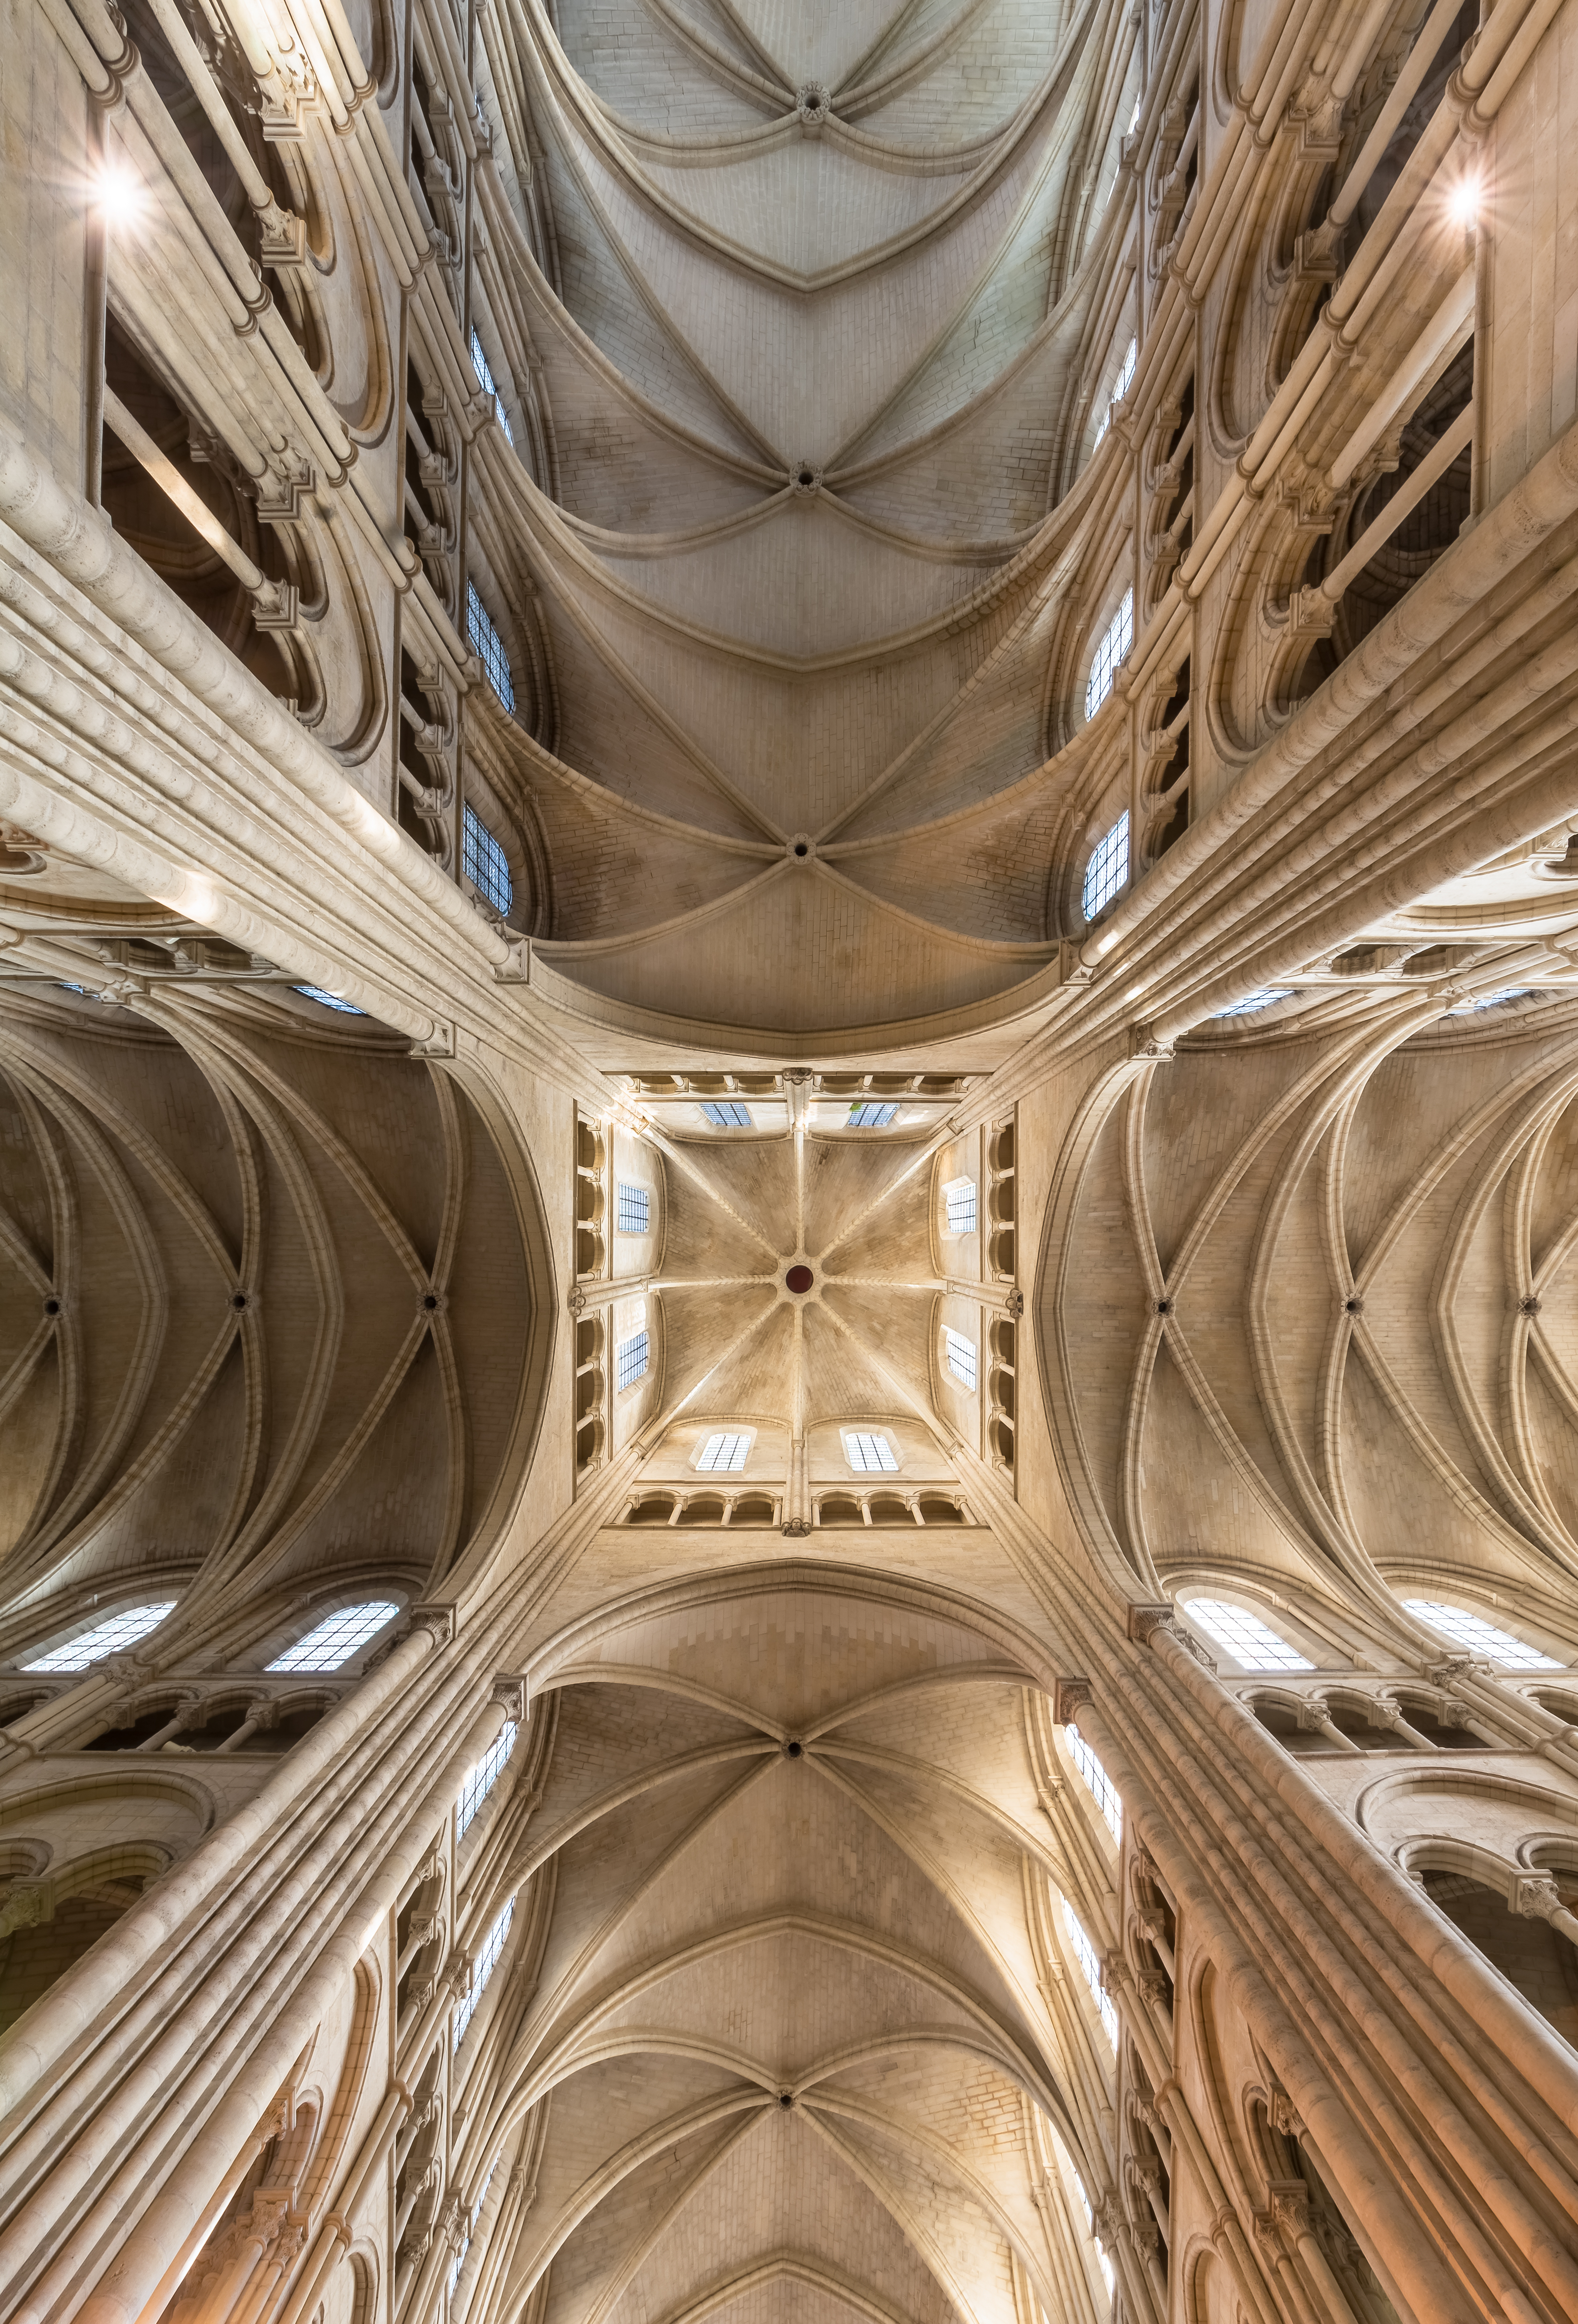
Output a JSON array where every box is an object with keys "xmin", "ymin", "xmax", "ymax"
[{"xmin": 10, "ymin": 3, "xmax": 1578, "ymax": 2324}]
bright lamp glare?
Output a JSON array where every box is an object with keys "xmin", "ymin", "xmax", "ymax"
[
  {"xmin": 95, "ymin": 163, "xmax": 142, "ymax": 221},
  {"xmin": 1447, "ymin": 174, "xmax": 1481, "ymax": 227}
]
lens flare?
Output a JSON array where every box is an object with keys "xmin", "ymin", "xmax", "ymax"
[
  {"xmin": 94, "ymin": 161, "xmax": 143, "ymax": 221},
  {"xmin": 1447, "ymin": 172, "xmax": 1481, "ymax": 227}
]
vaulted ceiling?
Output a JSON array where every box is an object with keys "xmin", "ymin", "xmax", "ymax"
[
  {"xmin": 649, "ymin": 1119, "xmax": 955, "ymax": 1461},
  {"xmin": 0, "ymin": 989, "xmax": 546, "ymax": 1671},
  {"xmin": 476, "ymin": 0, "xmax": 1135, "ymax": 1045},
  {"xmin": 485, "ymin": 1590, "xmax": 1109, "ymax": 2324},
  {"xmin": 1040, "ymin": 993, "xmax": 1578, "ymax": 1653}
]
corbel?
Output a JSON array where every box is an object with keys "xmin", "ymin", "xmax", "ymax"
[
  {"xmin": 256, "ymin": 463, "xmax": 316, "ymax": 524},
  {"xmin": 494, "ymin": 938, "xmax": 531, "ymax": 984}
]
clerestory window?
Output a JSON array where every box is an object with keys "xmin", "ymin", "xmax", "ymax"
[
  {"xmin": 697, "ymin": 1431, "xmax": 750, "ymax": 1472},
  {"xmin": 701, "ymin": 1100, "xmax": 752, "ymax": 1128},
  {"xmin": 1062, "ymin": 1899, "xmax": 1117, "ymax": 2049},
  {"xmin": 616, "ymin": 1330, "xmax": 650, "ymax": 1391},
  {"xmin": 943, "ymin": 1177, "xmax": 977, "ymax": 1234},
  {"xmin": 1082, "ymin": 812, "xmax": 1129, "ymax": 923},
  {"xmin": 454, "ymin": 1898, "xmax": 514, "ymax": 2047},
  {"xmin": 1183, "ymin": 1598, "xmax": 1313, "ymax": 1672},
  {"xmin": 467, "ymin": 582, "xmax": 515, "ymax": 713},
  {"xmin": 849, "ymin": 1101, "xmax": 900, "ymax": 1128},
  {"xmin": 1085, "ymin": 588, "xmax": 1132, "ymax": 720},
  {"xmin": 944, "ymin": 1327, "xmax": 978, "ymax": 1391},
  {"xmin": 844, "ymin": 1430, "xmax": 898, "ymax": 1473},
  {"xmin": 1066, "ymin": 1724, "xmax": 1122, "ymax": 1842},
  {"xmin": 457, "ymin": 1720, "xmax": 519, "ymax": 1837},
  {"xmin": 22, "ymin": 1600, "xmax": 176, "ymax": 1672},
  {"xmin": 1213, "ymin": 988, "xmax": 1291, "ymax": 1018},
  {"xmin": 294, "ymin": 986, "xmax": 365, "ymax": 1016},
  {"xmin": 469, "ymin": 327, "xmax": 515, "ymax": 446},
  {"xmin": 1404, "ymin": 1600, "xmax": 1562, "ymax": 1669},
  {"xmin": 463, "ymin": 802, "xmax": 513, "ymax": 917},
  {"xmin": 616, "ymin": 1182, "xmax": 650, "ymax": 1234},
  {"xmin": 267, "ymin": 1600, "xmax": 401, "ymax": 1672},
  {"xmin": 1092, "ymin": 338, "xmax": 1137, "ymax": 448}
]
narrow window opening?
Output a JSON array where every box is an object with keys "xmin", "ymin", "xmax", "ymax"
[
  {"xmin": 943, "ymin": 1178, "xmax": 978, "ymax": 1234},
  {"xmin": 453, "ymin": 1898, "xmax": 514, "ymax": 2047},
  {"xmin": 1082, "ymin": 812, "xmax": 1130, "ymax": 923},
  {"xmin": 844, "ymin": 1431, "xmax": 898, "ymax": 1473},
  {"xmin": 697, "ymin": 1432, "xmax": 750, "ymax": 1472},
  {"xmin": 1085, "ymin": 589, "xmax": 1133, "ymax": 720},
  {"xmin": 266, "ymin": 1600, "xmax": 400, "ymax": 1672},
  {"xmin": 467, "ymin": 582, "xmax": 515, "ymax": 713},
  {"xmin": 615, "ymin": 1182, "xmax": 650, "ymax": 1235},
  {"xmin": 1062, "ymin": 1899, "xmax": 1118, "ymax": 2048},
  {"xmin": 1404, "ymin": 1600, "xmax": 1562, "ymax": 1670},
  {"xmin": 457, "ymin": 1720, "xmax": 519, "ymax": 1837},
  {"xmin": 462, "ymin": 801, "xmax": 513, "ymax": 917},
  {"xmin": 1066, "ymin": 1723, "xmax": 1123, "ymax": 1842},
  {"xmin": 22, "ymin": 1601, "xmax": 176, "ymax": 1673},
  {"xmin": 1213, "ymin": 988, "xmax": 1292, "ymax": 1018},
  {"xmin": 1184, "ymin": 1599, "xmax": 1314, "ymax": 1672},
  {"xmin": 469, "ymin": 327, "xmax": 515, "ymax": 446},
  {"xmin": 944, "ymin": 1328, "xmax": 978, "ymax": 1391}
]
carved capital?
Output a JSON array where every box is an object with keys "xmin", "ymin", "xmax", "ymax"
[
  {"xmin": 1270, "ymin": 2088, "xmax": 1306, "ymax": 2139},
  {"xmin": 408, "ymin": 1602, "xmax": 457, "ymax": 1649},
  {"xmin": 495, "ymin": 938, "xmax": 531, "ymax": 984},
  {"xmin": 1092, "ymin": 2193, "xmax": 1124, "ymax": 2247},
  {"xmin": 1128, "ymin": 1022, "xmax": 1175, "ymax": 1061},
  {"xmin": 1054, "ymin": 1676, "xmax": 1093, "ymax": 1725},
  {"xmin": 1510, "ymin": 1872, "xmax": 1565, "ymax": 1923},
  {"xmin": 1295, "ymin": 1696, "xmax": 1332, "ymax": 1733},
  {"xmin": 1127, "ymin": 1604, "xmax": 1176, "ymax": 1646},
  {"xmin": 492, "ymin": 1674, "xmax": 528, "ymax": 1726},
  {"xmin": 409, "ymin": 1022, "xmax": 456, "ymax": 1061},
  {"xmin": 0, "ymin": 1879, "xmax": 53, "ymax": 1939}
]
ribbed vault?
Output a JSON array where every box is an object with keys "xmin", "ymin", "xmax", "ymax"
[
  {"xmin": 1038, "ymin": 995, "xmax": 1578, "ymax": 1644},
  {"xmin": 0, "ymin": 992, "xmax": 549, "ymax": 1667},
  {"xmin": 472, "ymin": 0, "xmax": 1137, "ymax": 1042},
  {"xmin": 478, "ymin": 1586, "xmax": 1101, "ymax": 2324}
]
